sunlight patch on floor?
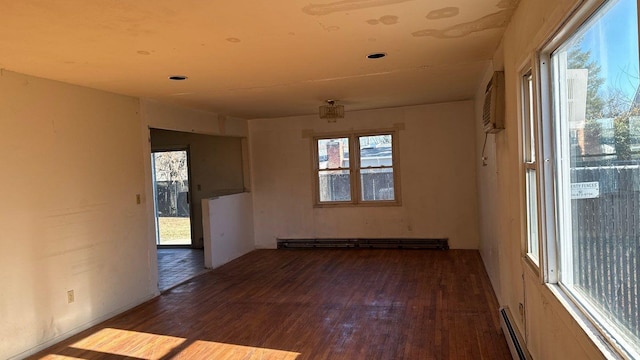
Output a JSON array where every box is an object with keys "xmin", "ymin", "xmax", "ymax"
[
  {"xmin": 38, "ymin": 328, "xmax": 300, "ymax": 360},
  {"xmin": 73, "ymin": 328, "xmax": 184, "ymax": 359},
  {"xmin": 174, "ymin": 340, "xmax": 300, "ymax": 359}
]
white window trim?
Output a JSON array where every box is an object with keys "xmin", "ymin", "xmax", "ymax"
[
  {"xmin": 312, "ymin": 129, "xmax": 402, "ymax": 207},
  {"xmin": 520, "ymin": 62, "xmax": 543, "ymax": 272},
  {"xmin": 539, "ymin": 0, "xmax": 610, "ymax": 285},
  {"xmin": 536, "ymin": 47, "xmax": 560, "ymax": 285}
]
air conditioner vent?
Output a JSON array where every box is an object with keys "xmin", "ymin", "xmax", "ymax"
[{"xmin": 483, "ymin": 71, "xmax": 505, "ymax": 133}]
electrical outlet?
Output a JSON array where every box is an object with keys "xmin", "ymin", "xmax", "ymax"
[
  {"xmin": 518, "ymin": 302, "xmax": 525, "ymax": 320},
  {"xmin": 67, "ymin": 290, "xmax": 75, "ymax": 304},
  {"xmin": 136, "ymin": 194, "xmax": 141, "ymax": 204}
]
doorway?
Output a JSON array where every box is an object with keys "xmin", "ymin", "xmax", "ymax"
[{"xmin": 152, "ymin": 149, "xmax": 192, "ymax": 246}]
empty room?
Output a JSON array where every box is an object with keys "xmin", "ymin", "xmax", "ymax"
[{"xmin": 1, "ymin": 0, "xmax": 639, "ymax": 359}]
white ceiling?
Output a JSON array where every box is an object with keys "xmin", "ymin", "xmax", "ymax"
[{"xmin": 0, "ymin": 0, "xmax": 518, "ymax": 119}]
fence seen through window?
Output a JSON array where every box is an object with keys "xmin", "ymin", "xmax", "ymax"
[
  {"xmin": 549, "ymin": 0, "xmax": 640, "ymax": 354},
  {"xmin": 315, "ymin": 133, "xmax": 398, "ymax": 205}
]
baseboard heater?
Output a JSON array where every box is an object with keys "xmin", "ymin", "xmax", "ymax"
[
  {"xmin": 277, "ymin": 238, "xmax": 449, "ymax": 250},
  {"xmin": 499, "ymin": 307, "xmax": 532, "ymax": 360}
]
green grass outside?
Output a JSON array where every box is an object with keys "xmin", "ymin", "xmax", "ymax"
[{"xmin": 158, "ymin": 216, "xmax": 191, "ymax": 245}]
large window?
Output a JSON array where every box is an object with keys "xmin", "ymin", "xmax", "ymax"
[
  {"xmin": 314, "ymin": 132, "xmax": 400, "ymax": 206},
  {"xmin": 541, "ymin": 0, "xmax": 640, "ymax": 356}
]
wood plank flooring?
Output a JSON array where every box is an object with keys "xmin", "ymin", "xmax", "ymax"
[
  {"xmin": 29, "ymin": 249, "xmax": 510, "ymax": 360},
  {"xmin": 157, "ymin": 248, "xmax": 207, "ymax": 291}
]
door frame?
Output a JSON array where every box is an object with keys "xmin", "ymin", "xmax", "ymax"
[{"xmin": 151, "ymin": 145, "xmax": 194, "ymax": 248}]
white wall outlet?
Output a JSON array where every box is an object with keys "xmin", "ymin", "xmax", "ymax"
[{"xmin": 67, "ymin": 290, "xmax": 75, "ymax": 303}]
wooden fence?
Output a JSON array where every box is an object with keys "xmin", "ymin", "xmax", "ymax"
[
  {"xmin": 571, "ymin": 165, "xmax": 640, "ymax": 341},
  {"xmin": 319, "ymin": 172, "xmax": 394, "ymax": 202}
]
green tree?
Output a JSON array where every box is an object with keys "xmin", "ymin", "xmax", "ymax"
[
  {"xmin": 567, "ymin": 42, "xmax": 605, "ymax": 120},
  {"xmin": 567, "ymin": 40, "xmax": 639, "ymax": 161},
  {"xmin": 614, "ymin": 114, "xmax": 632, "ymax": 160},
  {"xmin": 602, "ymin": 87, "xmax": 639, "ymax": 161}
]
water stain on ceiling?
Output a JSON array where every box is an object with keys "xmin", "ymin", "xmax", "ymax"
[
  {"xmin": 426, "ymin": 7, "xmax": 460, "ymax": 20},
  {"xmin": 497, "ymin": 0, "xmax": 520, "ymax": 9},
  {"xmin": 303, "ymin": 0, "xmax": 414, "ymax": 16},
  {"xmin": 0, "ymin": 0, "xmax": 521, "ymax": 118},
  {"xmin": 319, "ymin": 23, "xmax": 341, "ymax": 32},
  {"xmin": 413, "ymin": 0, "xmax": 519, "ymax": 39},
  {"xmin": 366, "ymin": 15, "xmax": 399, "ymax": 25},
  {"xmin": 412, "ymin": 10, "xmax": 513, "ymax": 39}
]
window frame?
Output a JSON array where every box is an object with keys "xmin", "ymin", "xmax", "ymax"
[
  {"xmin": 312, "ymin": 130, "xmax": 401, "ymax": 207},
  {"xmin": 520, "ymin": 65, "xmax": 542, "ymax": 271},
  {"xmin": 537, "ymin": 0, "xmax": 640, "ymax": 357}
]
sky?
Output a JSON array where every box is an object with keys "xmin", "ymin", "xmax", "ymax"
[{"xmin": 581, "ymin": 0, "xmax": 639, "ymax": 100}]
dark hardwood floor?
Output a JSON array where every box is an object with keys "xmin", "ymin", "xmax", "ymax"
[
  {"xmin": 30, "ymin": 249, "xmax": 510, "ymax": 360},
  {"xmin": 157, "ymin": 248, "xmax": 207, "ymax": 291}
]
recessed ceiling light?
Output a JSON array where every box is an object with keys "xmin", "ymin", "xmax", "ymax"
[
  {"xmin": 367, "ymin": 52, "xmax": 387, "ymax": 59},
  {"xmin": 168, "ymin": 75, "xmax": 188, "ymax": 81}
]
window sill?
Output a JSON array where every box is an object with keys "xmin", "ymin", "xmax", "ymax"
[
  {"xmin": 521, "ymin": 255, "xmax": 540, "ymax": 280},
  {"xmin": 313, "ymin": 200, "xmax": 402, "ymax": 208},
  {"xmin": 543, "ymin": 284, "xmax": 629, "ymax": 359}
]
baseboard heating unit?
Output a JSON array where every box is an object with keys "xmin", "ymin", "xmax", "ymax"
[
  {"xmin": 499, "ymin": 307, "xmax": 532, "ymax": 360},
  {"xmin": 276, "ymin": 238, "xmax": 449, "ymax": 250}
]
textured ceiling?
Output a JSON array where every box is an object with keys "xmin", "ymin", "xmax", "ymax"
[{"xmin": 0, "ymin": 0, "xmax": 518, "ymax": 119}]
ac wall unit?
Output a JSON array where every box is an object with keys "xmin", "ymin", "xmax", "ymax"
[{"xmin": 483, "ymin": 71, "xmax": 505, "ymax": 133}]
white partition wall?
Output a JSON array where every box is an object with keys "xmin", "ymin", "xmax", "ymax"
[{"xmin": 202, "ymin": 193, "xmax": 255, "ymax": 269}]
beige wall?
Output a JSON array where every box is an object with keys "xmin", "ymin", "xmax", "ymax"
[
  {"xmin": 0, "ymin": 70, "xmax": 155, "ymax": 359},
  {"xmin": 476, "ymin": 0, "xmax": 615, "ymax": 358},
  {"xmin": 249, "ymin": 102, "xmax": 480, "ymax": 249}
]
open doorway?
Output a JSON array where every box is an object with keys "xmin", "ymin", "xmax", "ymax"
[
  {"xmin": 149, "ymin": 128, "xmax": 245, "ymax": 290},
  {"xmin": 152, "ymin": 149, "xmax": 192, "ymax": 246}
]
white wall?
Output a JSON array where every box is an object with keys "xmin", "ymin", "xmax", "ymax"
[
  {"xmin": 249, "ymin": 102, "xmax": 480, "ymax": 249},
  {"xmin": 202, "ymin": 193, "xmax": 255, "ymax": 269},
  {"xmin": 0, "ymin": 70, "xmax": 155, "ymax": 359},
  {"xmin": 476, "ymin": 0, "xmax": 616, "ymax": 358}
]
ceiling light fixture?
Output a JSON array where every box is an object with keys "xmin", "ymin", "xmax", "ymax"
[
  {"xmin": 319, "ymin": 100, "xmax": 344, "ymax": 122},
  {"xmin": 168, "ymin": 75, "xmax": 188, "ymax": 81},
  {"xmin": 367, "ymin": 52, "xmax": 387, "ymax": 59}
]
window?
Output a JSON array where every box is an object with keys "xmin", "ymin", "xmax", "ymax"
[
  {"xmin": 540, "ymin": 0, "xmax": 640, "ymax": 356},
  {"xmin": 522, "ymin": 69, "xmax": 540, "ymax": 266},
  {"xmin": 314, "ymin": 132, "xmax": 400, "ymax": 206}
]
